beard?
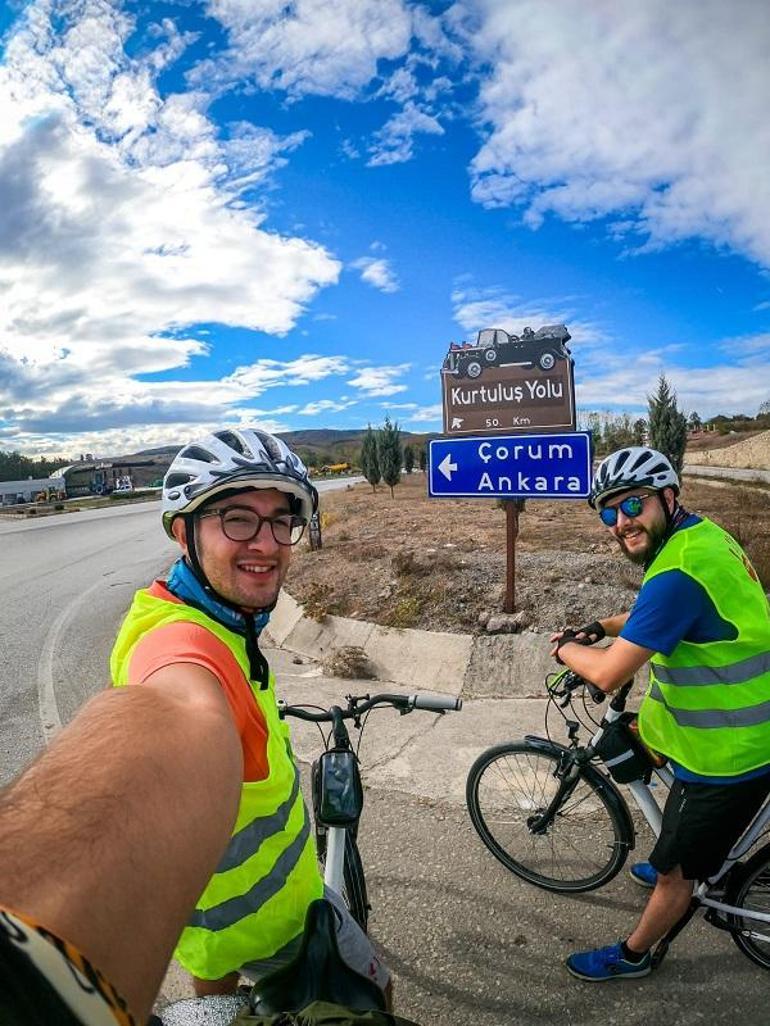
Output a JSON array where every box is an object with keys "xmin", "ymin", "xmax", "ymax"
[{"xmin": 616, "ymin": 518, "xmax": 667, "ymax": 565}]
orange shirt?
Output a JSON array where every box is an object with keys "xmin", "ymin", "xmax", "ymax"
[{"xmin": 127, "ymin": 581, "xmax": 270, "ymax": 781}]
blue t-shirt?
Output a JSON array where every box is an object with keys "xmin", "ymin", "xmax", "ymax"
[{"xmin": 622, "ymin": 515, "xmax": 770, "ymax": 784}]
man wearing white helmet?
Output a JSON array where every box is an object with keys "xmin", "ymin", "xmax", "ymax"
[
  {"xmin": 551, "ymin": 446, "xmax": 770, "ymax": 982},
  {"xmin": 110, "ymin": 427, "xmax": 389, "ymax": 999}
]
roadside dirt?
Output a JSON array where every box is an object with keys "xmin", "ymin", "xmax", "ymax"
[{"xmin": 287, "ymin": 473, "xmax": 770, "ymax": 635}]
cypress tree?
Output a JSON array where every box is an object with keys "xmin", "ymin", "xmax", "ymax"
[
  {"xmin": 360, "ymin": 425, "xmax": 380, "ymax": 492},
  {"xmin": 378, "ymin": 416, "xmax": 402, "ymax": 498},
  {"xmin": 403, "ymin": 444, "xmax": 415, "ymax": 474},
  {"xmin": 647, "ymin": 375, "xmax": 688, "ymax": 475},
  {"xmin": 419, "ymin": 445, "xmax": 427, "ymax": 473}
]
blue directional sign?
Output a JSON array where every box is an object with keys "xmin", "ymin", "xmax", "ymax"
[{"xmin": 428, "ymin": 432, "xmax": 593, "ymax": 499}]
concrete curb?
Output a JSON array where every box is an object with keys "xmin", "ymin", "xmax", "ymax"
[{"xmin": 264, "ymin": 591, "xmax": 556, "ymax": 699}]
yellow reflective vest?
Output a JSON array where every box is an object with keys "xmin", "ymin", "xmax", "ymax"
[
  {"xmin": 638, "ymin": 518, "xmax": 770, "ymax": 777},
  {"xmin": 110, "ymin": 588, "xmax": 323, "ymax": 979}
]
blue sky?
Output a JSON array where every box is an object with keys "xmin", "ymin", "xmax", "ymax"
[{"xmin": 1, "ymin": 0, "xmax": 769, "ymax": 457}]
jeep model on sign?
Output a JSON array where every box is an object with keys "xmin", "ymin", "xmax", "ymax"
[{"xmin": 443, "ymin": 324, "xmax": 572, "ymax": 379}]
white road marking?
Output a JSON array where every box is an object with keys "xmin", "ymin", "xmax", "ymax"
[{"xmin": 37, "ymin": 578, "xmax": 108, "ymax": 745}]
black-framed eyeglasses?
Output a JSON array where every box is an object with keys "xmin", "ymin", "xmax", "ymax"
[
  {"xmin": 599, "ymin": 494, "xmax": 651, "ymax": 527},
  {"xmin": 198, "ymin": 506, "xmax": 308, "ymax": 546}
]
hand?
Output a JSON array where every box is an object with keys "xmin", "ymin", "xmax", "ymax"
[{"xmin": 550, "ymin": 627, "xmax": 583, "ymax": 664}]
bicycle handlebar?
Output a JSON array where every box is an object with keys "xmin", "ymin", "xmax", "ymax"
[
  {"xmin": 561, "ymin": 670, "xmax": 606, "ymax": 704},
  {"xmin": 278, "ymin": 691, "xmax": 462, "ymax": 722},
  {"xmin": 411, "ymin": 693, "xmax": 462, "ymax": 712}
]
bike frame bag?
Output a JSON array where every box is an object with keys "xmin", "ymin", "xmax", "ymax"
[
  {"xmin": 312, "ymin": 751, "xmax": 363, "ymax": 827},
  {"xmin": 593, "ymin": 712, "xmax": 662, "ymax": 784}
]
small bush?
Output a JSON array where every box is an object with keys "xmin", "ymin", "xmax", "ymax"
[
  {"xmin": 384, "ymin": 595, "xmax": 423, "ymax": 628},
  {"xmin": 391, "ymin": 550, "xmax": 429, "ymax": 578},
  {"xmin": 322, "ymin": 646, "xmax": 374, "ymax": 679},
  {"xmin": 300, "ymin": 582, "xmax": 337, "ymax": 622}
]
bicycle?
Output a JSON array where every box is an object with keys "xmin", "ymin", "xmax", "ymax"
[
  {"xmin": 466, "ymin": 668, "xmax": 770, "ymax": 971},
  {"xmin": 160, "ymin": 689, "xmax": 462, "ymax": 1024}
]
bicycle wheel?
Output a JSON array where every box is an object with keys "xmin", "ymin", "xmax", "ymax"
[
  {"xmin": 727, "ymin": 843, "xmax": 770, "ymax": 970},
  {"xmin": 316, "ymin": 826, "xmax": 370, "ymax": 932},
  {"xmin": 466, "ymin": 740, "xmax": 631, "ymax": 893}
]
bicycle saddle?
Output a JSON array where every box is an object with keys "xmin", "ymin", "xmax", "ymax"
[{"xmin": 247, "ymin": 898, "xmax": 386, "ymax": 1014}]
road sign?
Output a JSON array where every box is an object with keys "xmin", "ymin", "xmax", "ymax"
[
  {"xmin": 428, "ymin": 432, "xmax": 593, "ymax": 499},
  {"xmin": 441, "ymin": 326, "xmax": 576, "ymax": 436},
  {"xmin": 442, "ymin": 361, "xmax": 576, "ymax": 436}
]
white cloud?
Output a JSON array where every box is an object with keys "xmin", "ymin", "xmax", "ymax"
[
  {"xmin": 462, "ymin": 0, "xmax": 770, "ymax": 268},
  {"xmin": 367, "ymin": 100, "xmax": 444, "ymax": 167},
  {"xmin": 450, "ymin": 285, "xmax": 606, "ymax": 348},
  {"xmin": 197, "ymin": 0, "xmax": 414, "ymax": 99},
  {"xmin": 0, "ymin": 1, "xmax": 341, "ymax": 449},
  {"xmin": 351, "ymin": 256, "xmax": 400, "ymax": 293},
  {"xmin": 297, "ymin": 398, "xmax": 358, "ymax": 416},
  {"xmin": 347, "ymin": 365, "xmax": 411, "ymax": 396},
  {"xmin": 398, "ymin": 403, "xmax": 442, "ymax": 423}
]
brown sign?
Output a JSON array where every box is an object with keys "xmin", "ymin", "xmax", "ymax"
[{"xmin": 441, "ymin": 358, "xmax": 575, "ymax": 436}]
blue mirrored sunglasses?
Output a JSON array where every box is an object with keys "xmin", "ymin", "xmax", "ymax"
[{"xmin": 599, "ymin": 494, "xmax": 650, "ymax": 527}]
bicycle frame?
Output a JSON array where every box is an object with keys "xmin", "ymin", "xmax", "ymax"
[
  {"xmin": 324, "ymin": 825, "xmax": 347, "ymax": 893},
  {"xmin": 281, "ymin": 691, "xmax": 462, "ymax": 916}
]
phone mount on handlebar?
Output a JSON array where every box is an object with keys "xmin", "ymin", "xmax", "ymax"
[{"xmin": 313, "ymin": 750, "xmax": 364, "ymax": 827}]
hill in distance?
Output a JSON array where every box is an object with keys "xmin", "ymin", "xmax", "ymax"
[{"xmin": 128, "ymin": 428, "xmax": 437, "ymax": 466}]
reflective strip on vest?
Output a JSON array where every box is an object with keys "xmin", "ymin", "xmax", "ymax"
[
  {"xmin": 653, "ymin": 650, "xmax": 770, "ymax": 687},
  {"xmin": 190, "ymin": 813, "xmax": 312, "ymax": 932},
  {"xmin": 215, "ymin": 766, "xmax": 301, "ymax": 873},
  {"xmin": 648, "ymin": 681, "xmax": 770, "ymax": 729}
]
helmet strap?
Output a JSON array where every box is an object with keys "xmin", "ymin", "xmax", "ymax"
[
  {"xmin": 182, "ymin": 512, "xmax": 278, "ymax": 678},
  {"xmin": 646, "ymin": 491, "xmax": 687, "ymax": 568}
]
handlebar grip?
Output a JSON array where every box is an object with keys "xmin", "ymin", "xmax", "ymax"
[
  {"xmin": 411, "ymin": 693, "xmax": 462, "ymax": 712},
  {"xmin": 586, "ymin": 682, "xmax": 606, "ymax": 704}
]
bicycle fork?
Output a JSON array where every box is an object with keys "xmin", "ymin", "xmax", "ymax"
[{"xmin": 527, "ymin": 755, "xmax": 583, "ymax": 835}]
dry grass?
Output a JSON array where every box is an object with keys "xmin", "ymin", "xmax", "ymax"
[
  {"xmin": 286, "ymin": 473, "xmax": 770, "ymax": 632},
  {"xmin": 322, "ymin": 646, "xmax": 374, "ymax": 679}
]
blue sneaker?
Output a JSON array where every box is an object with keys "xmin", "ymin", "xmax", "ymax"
[
  {"xmin": 566, "ymin": 941, "xmax": 652, "ymax": 981},
  {"xmin": 629, "ymin": 861, "xmax": 658, "ymax": 888}
]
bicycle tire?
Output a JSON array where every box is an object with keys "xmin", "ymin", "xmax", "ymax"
[
  {"xmin": 726, "ymin": 842, "xmax": 770, "ymax": 970},
  {"xmin": 316, "ymin": 827, "xmax": 370, "ymax": 933},
  {"xmin": 466, "ymin": 739, "xmax": 631, "ymax": 893}
]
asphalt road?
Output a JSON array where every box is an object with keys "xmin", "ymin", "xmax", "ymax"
[{"xmin": 0, "ymin": 501, "xmax": 176, "ymax": 785}]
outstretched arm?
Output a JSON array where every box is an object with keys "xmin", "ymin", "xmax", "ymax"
[{"xmin": 0, "ymin": 666, "xmax": 242, "ymax": 1023}]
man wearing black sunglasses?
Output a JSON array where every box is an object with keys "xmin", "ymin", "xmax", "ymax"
[{"xmin": 551, "ymin": 446, "xmax": 770, "ymax": 983}]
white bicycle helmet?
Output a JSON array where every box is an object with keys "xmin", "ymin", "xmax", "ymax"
[
  {"xmin": 162, "ymin": 427, "xmax": 317, "ymax": 537},
  {"xmin": 589, "ymin": 447, "xmax": 679, "ymax": 509}
]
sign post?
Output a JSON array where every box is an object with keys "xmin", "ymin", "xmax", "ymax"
[
  {"xmin": 428, "ymin": 431, "xmax": 593, "ymax": 612},
  {"xmin": 434, "ymin": 324, "xmax": 587, "ymax": 618},
  {"xmin": 505, "ymin": 500, "xmax": 520, "ymax": 613}
]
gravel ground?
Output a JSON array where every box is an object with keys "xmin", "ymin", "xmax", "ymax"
[{"xmin": 287, "ymin": 474, "xmax": 768, "ymax": 635}]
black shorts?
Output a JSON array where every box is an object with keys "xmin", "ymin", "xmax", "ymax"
[
  {"xmin": 0, "ymin": 907, "xmax": 136, "ymax": 1026},
  {"xmin": 650, "ymin": 773, "xmax": 770, "ymax": 881}
]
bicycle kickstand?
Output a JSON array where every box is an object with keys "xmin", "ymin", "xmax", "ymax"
[{"xmin": 651, "ymin": 900, "xmax": 699, "ymax": 970}]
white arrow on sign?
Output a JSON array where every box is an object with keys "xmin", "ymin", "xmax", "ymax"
[
  {"xmin": 451, "ymin": 417, "xmax": 464, "ymax": 429},
  {"xmin": 438, "ymin": 453, "xmax": 458, "ymax": 481}
]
